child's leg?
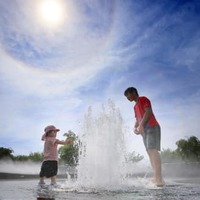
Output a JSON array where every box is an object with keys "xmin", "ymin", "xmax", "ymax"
[
  {"xmin": 39, "ymin": 177, "xmax": 45, "ymax": 184},
  {"xmin": 50, "ymin": 176, "xmax": 57, "ymax": 184}
]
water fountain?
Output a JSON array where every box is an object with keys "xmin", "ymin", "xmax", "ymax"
[{"xmin": 77, "ymin": 100, "xmax": 127, "ymax": 190}]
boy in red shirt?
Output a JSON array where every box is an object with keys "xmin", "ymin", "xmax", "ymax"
[
  {"xmin": 124, "ymin": 87, "xmax": 164, "ymax": 187},
  {"xmin": 38, "ymin": 125, "xmax": 73, "ymax": 188}
]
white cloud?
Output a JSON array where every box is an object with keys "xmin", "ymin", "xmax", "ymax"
[{"xmin": 0, "ymin": 0, "xmax": 116, "ymax": 97}]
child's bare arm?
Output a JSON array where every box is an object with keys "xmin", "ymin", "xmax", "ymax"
[{"xmin": 56, "ymin": 138, "xmax": 74, "ymax": 145}]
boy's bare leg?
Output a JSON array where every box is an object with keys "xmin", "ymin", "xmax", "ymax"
[{"xmin": 147, "ymin": 149, "xmax": 165, "ymax": 186}]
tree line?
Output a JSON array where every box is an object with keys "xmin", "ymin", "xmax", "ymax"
[
  {"xmin": 161, "ymin": 136, "xmax": 200, "ymax": 163},
  {"xmin": 1, "ymin": 133, "xmax": 200, "ymax": 165}
]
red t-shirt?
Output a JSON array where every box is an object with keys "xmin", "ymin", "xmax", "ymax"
[{"xmin": 134, "ymin": 96, "xmax": 159, "ymax": 127}]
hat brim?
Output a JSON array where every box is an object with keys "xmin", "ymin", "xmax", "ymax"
[{"xmin": 44, "ymin": 128, "xmax": 60, "ymax": 134}]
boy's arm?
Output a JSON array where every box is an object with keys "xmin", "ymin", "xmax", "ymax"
[
  {"xmin": 138, "ymin": 107, "xmax": 152, "ymax": 134},
  {"xmin": 134, "ymin": 121, "xmax": 140, "ymax": 135},
  {"xmin": 134, "ymin": 121, "xmax": 139, "ymax": 128}
]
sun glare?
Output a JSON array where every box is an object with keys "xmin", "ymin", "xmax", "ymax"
[{"xmin": 38, "ymin": 0, "xmax": 65, "ymax": 27}]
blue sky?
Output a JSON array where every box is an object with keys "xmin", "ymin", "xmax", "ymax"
[{"xmin": 0, "ymin": 0, "xmax": 200, "ymax": 157}]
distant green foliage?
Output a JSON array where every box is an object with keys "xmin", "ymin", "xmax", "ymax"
[
  {"xmin": 14, "ymin": 155, "xmax": 29, "ymax": 161},
  {"xmin": 125, "ymin": 151, "xmax": 144, "ymax": 163},
  {"xmin": 58, "ymin": 130, "xmax": 79, "ymax": 166},
  {"xmin": 176, "ymin": 136, "xmax": 200, "ymax": 162},
  {"xmin": 0, "ymin": 147, "xmax": 43, "ymax": 162},
  {"xmin": 2, "ymin": 135, "xmax": 200, "ymax": 164},
  {"xmin": 28, "ymin": 152, "xmax": 43, "ymax": 162},
  {"xmin": 0, "ymin": 147, "xmax": 14, "ymax": 159},
  {"xmin": 14, "ymin": 152, "xmax": 43, "ymax": 162},
  {"xmin": 161, "ymin": 148, "xmax": 181, "ymax": 163},
  {"xmin": 161, "ymin": 136, "xmax": 200, "ymax": 163}
]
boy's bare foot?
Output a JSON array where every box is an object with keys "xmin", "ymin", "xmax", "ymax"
[{"xmin": 152, "ymin": 177, "xmax": 165, "ymax": 187}]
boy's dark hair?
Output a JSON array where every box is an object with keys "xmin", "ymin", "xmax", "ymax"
[{"xmin": 124, "ymin": 87, "xmax": 139, "ymax": 96}]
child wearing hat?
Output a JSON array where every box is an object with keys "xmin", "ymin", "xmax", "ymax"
[{"xmin": 38, "ymin": 125, "xmax": 73, "ymax": 188}]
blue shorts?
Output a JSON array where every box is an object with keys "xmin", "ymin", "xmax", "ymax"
[{"xmin": 143, "ymin": 125, "xmax": 161, "ymax": 151}]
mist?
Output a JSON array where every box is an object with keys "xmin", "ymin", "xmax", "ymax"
[
  {"xmin": 162, "ymin": 161, "xmax": 200, "ymax": 179},
  {"xmin": 0, "ymin": 159, "xmax": 40, "ymax": 174}
]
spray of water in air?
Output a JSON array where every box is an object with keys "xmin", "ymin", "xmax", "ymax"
[{"xmin": 76, "ymin": 100, "xmax": 127, "ymax": 190}]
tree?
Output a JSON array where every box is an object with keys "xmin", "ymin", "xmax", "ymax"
[
  {"xmin": 28, "ymin": 152, "xmax": 43, "ymax": 162},
  {"xmin": 161, "ymin": 148, "xmax": 181, "ymax": 163},
  {"xmin": 14, "ymin": 152, "xmax": 43, "ymax": 162},
  {"xmin": 176, "ymin": 136, "xmax": 200, "ymax": 162},
  {"xmin": 0, "ymin": 147, "xmax": 14, "ymax": 159},
  {"xmin": 58, "ymin": 130, "xmax": 79, "ymax": 166},
  {"xmin": 14, "ymin": 155, "xmax": 29, "ymax": 161}
]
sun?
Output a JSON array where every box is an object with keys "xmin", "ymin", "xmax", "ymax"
[{"xmin": 38, "ymin": 0, "xmax": 65, "ymax": 27}]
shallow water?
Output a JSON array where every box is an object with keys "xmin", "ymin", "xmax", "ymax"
[{"xmin": 0, "ymin": 178, "xmax": 200, "ymax": 200}]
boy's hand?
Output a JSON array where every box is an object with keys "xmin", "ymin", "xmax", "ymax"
[
  {"xmin": 134, "ymin": 128, "xmax": 140, "ymax": 135},
  {"xmin": 138, "ymin": 125, "xmax": 144, "ymax": 135},
  {"xmin": 134, "ymin": 125, "xmax": 144, "ymax": 135}
]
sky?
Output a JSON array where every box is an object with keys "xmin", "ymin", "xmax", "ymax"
[{"xmin": 0, "ymin": 0, "xmax": 200, "ymax": 158}]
